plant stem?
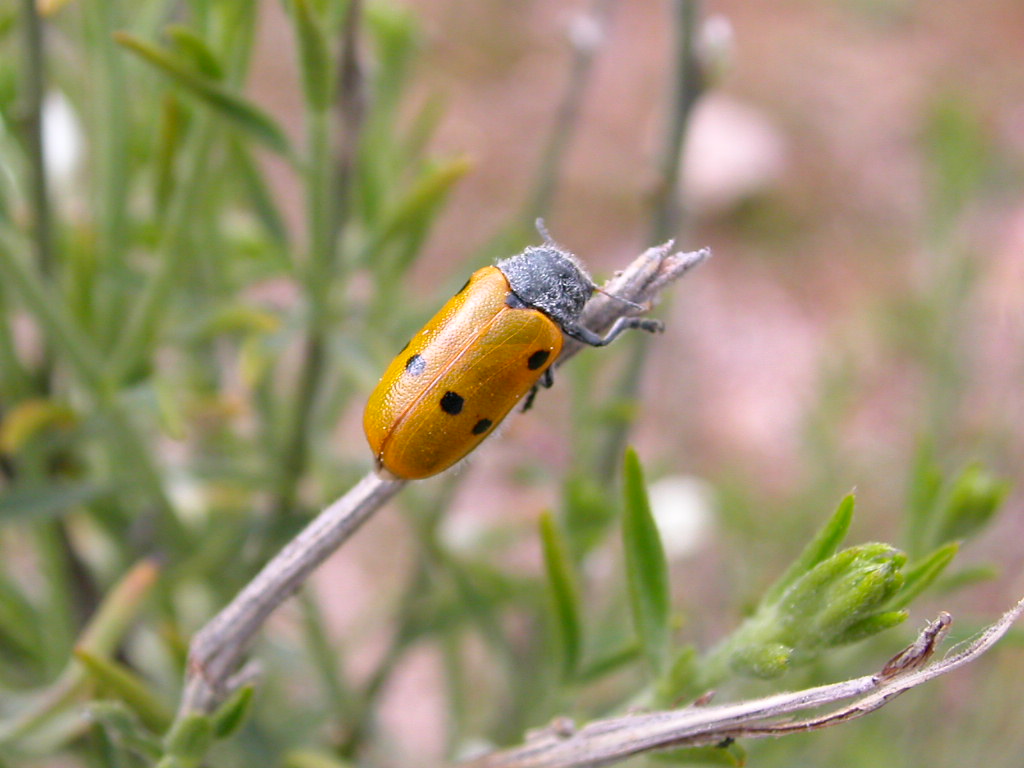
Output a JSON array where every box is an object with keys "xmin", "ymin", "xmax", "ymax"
[
  {"xmin": 271, "ymin": 1, "xmax": 365, "ymax": 521},
  {"xmin": 107, "ymin": 116, "xmax": 218, "ymax": 384},
  {"xmin": 649, "ymin": 0, "xmax": 702, "ymax": 243},
  {"xmin": 17, "ymin": 0, "xmax": 56, "ymax": 387},
  {"xmin": 84, "ymin": 0, "xmax": 130, "ymax": 345},
  {"xmin": 594, "ymin": 0, "xmax": 703, "ymax": 482},
  {"xmin": 523, "ymin": 0, "xmax": 616, "ymax": 225}
]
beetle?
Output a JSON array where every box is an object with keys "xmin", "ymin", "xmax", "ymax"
[{"xmin": 363, "ymin": 235, "xmax": 663, "ymax": 480}]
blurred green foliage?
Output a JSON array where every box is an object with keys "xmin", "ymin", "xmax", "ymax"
[{"xmin": 0, "ymin": 1, "xmax": 1017, "ymax": 767}]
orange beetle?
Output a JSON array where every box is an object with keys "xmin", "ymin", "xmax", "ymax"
[{"xmin": 363, "ymin": 240, "xmax": 662, "ymax": 479}]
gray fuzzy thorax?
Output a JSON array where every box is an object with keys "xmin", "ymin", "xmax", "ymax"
[{"xmin": 496, "ymin": 246, "xmax": 595, "ymax": 330}]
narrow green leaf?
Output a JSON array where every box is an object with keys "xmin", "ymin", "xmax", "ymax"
[
  {"xmin": 622, "ymin": 448, "xmax": 671, "ymax": 674},
  {"xmin": 152, "ymin": 94, "xmax": 187, "ymax": 214},
  {"xmin": 163, "ymin": 713, "xmax": 213, "ymax": 764},
  {"xmin": 0, "ymin": 573, "xmax": 42, "ymax": 661},
  {"xmin": 291, "ymin": 0, "xmax": 332, "ymax": 111},
  {"xmin": 228, "ymin": 139, "xmax": 289, "ymax": 246},
  {"xmin": 563, "ymin": 474, "xmax": 619, "ymax": 559},
  {"xmin": 360, "ymin": 156, "xmax": 472, "ymax": 272},
  {"xmin": 576, "ymin": 642, "xmax": 640, "ymax": 684},
  {"xmin": 539, "ymin": 511, "xmax": 582, "ymax": 679},
  {"xmin": 164, "ymin": 25, "xmax": 223, "ymax": 80},
  {"xmin": 938, "ymin": 563, "xmax": 1000, "ymax": 593},
  {"xmin": 905, "ymin": 441, "xmax": 943, "ymax": 557},
  {"xmin": 211, "ymin": 685, "xmax": 254, "ymax": 739},
  {"xmin": 115, "ymin": 32, "xmax": 291, "ymax": 157},
  {"xmin": 75, "ymin": 650, "xmax": 173, "ymax": 732},
  {"xmin": 654, "ymin": 645, "xmax": 698, "ymax": 706},
  {"xmin": 762, "ymin": 494, "xmax": 854, "ymax": 606},
  {"xmin": 0, "ymin": 482, "xmax": 107, "ymax": 524},
  {"xmin": 87, "ymin": 701, "xmax": 163, "ymax": 761},
  {"xmin": 653, "ymin": 741, "xmax": 747, "ymax": 766},
  {"xmin": 888, "ymin": 541, "xmax": 959, "ymax": 610},
  {"xmin": 284, "ymin": 750, "xmax": 355, "ymax": 768}
]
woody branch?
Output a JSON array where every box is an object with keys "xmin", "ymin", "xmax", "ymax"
[{"xmin": 175, "ymin": 243, "xmax": 711, "ymax": 719}]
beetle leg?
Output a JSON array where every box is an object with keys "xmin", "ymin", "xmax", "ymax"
[
  {"xmin": 522, "ymin": 368, "xmax": 555, "ymax": 412},
  {"xmin": 564, "ymin": 316, "xmax": 664, "ymax": 347}
]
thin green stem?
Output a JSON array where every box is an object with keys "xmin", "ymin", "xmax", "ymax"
[
  {"xmin": 0, "ymin": 288, "xmax": 32, "ymax": 399},
  {"xmin": 270, "ymin": 2, "xmax": 365, "ymax": 520},
  {"xmin": 0, "ymin": 227, "xmax": 106, "ymax": 391},
  {"xmin": 270, "ymin": 109, "xmax": 334, "ymax": 519},
  {"xmin": 107, "ymin": 116, "xmax": 218, "ymax": 384},
  {"xmin": 84, "ymin": 0, "xmax": 131, "ymax": 345},
  {"xmin": 594, "ymin": 0, "xmax": 702, "ymax": 482},
  {"xmin": 17, "ymin": 0, "xmax": 56, "ymax": 387},
  {"xmin": 299, "ymin": 590, "xmax": 357, "ymax": 725},
  {"xmin": 523, "ymin": 0, "xmax": 616, "ymax": 225},
  {"xmin": 649, "ymin": 0, "xmax": 702, "ymax": 243}
]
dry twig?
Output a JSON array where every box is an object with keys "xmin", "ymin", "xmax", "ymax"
[
  {"xmin": 458, "ymin": 598, "xmax": 1024, "ymax": 768},
  {"xmin": 176, "ymin": 243, "xmax": 710, "ymax": 719}
]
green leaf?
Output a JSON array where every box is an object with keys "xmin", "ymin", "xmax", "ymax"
[
  {"xmin": 653, "ymin": 741, "xmax": 747, "ymax": 766},
  {"xmin": 75, "ymin": 650, "xmax": 173, "ymax": 733},
  {"xmin": 0, "ymin": 572, "xmax": 43, "ymax": 664},
  {"xmin": 228, "ymin": 139, "xmax": 290, "ymax": 246},
  {"xmin": 115, "ymin": 32, "xmax": 291, "ymax": 157},
  {"xmin": 291, "ymin": 0, "xmax": 332, "ymax": 111},
  {"xmin": 563, "ymin": 474, "xmax": 618, "ymax": 559},
  {"xmin": 211, "ymin": 685, "xmax": 254, "ymax": 739},
  {"xmin": 164, "ymin": 25, "xmax": 224, "ymax": 79},
  {"xmin": 622, "ymin": 448, "xmax": 671, "ymax": 674},
  {"xmin": 937, "ymin": 563, "xmax": 1000, "ymax": 594},
  {"xmin": 654, "ymin": 645, "xmax": 698, "ymax": 706},
  {"xmin": 360, "ymin": 156, "xmax": 472, "ymax": 274},
  {"xmin": 888, "ymin": 541, "xmax": 959, "ymax": 610},
  {"xmin": 906, "ymin": 441, "xmax": 943, "ymax": 557},
  {"xmin": 152, "ymin": 94, "xmax": 187, "ymax": 213},
  {"xmin": 163, "ymin": 713, "xmax": 213, "ymax": 765},
  {"xmin": 576, "ymin": 642, "xmax": 640, "ymax": 684},
  {"xmin": 87, "ymin": 701, "xmax": 163, "ymax": 761},
  {"xmin": 539, "ymin": 511, "xmax": 582, "ymax": 679},
  {"xmin": 0, "ymin": 482, "xmax": 108, "ymax": 524},
  {"xmin": 762, "ymin": 494, "xmax": 854, "ymax": 605}
]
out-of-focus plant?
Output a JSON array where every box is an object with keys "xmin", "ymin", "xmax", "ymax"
[{"xmin": 0, "ymin": 1, "xmax": 1017, "ymax": 768}]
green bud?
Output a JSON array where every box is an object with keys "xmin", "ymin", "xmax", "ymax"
[
  {"xmin": 807, "ymin": 547, "xmax": 905, "ymax": 641},
  {"xmin": 729, "ymin": 643, "xmax": 792, "ymax": 679},
  {"xmin": 729, "ymin": 544, "xmax": 908, "ymax": 673},
  {"xmin": 829, "ymin": 610, "xmax": 908, "ymax": 647},
  {"xmin": 935, "ymin": 464, "xmax": 1009, "ymax": 545}
]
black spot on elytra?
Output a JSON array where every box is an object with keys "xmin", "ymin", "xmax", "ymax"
[
  {"xmin": 472, "ymin": 418, "xmax": 493, "ymax": 435},
  {"xmin": 455, "ymin": 277, "xmax": 471, "ymax": 295},
  {"xmin": 527, "ymin": 350, "xmax": 550, "ymax": 370},
  {"xmin": 398, "ymin": 340, "xmax": 409, "ymax": 354},
  {"xmin": 440, "ymin": 391, "xmax": 464, "ymax": 415},
  {"xmin": 405, "ymin": 353, "xmax": 426, "ymax": 376}
]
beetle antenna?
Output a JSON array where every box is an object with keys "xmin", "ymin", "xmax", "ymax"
[
  {"xmin": 535, "ymin": 218, "xmax": 555, "ymax": 244},
  {"xmin": 594, "ymin": 285, "xmax": 645, "ymax": 310}
]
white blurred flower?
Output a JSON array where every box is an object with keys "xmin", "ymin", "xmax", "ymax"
[
  {"xmin": 647, "ymin": 475, "xmax": 716, "ymax": 560},
  {"xmin": 683, "ymin": 93, "xmax": 787, "ymax": 215},
  {"xmin": 697, "ymin": 14, "xmax": 736, "ymax": 84},
  {"xmin": 42, "ymin": 91, "xmax": 83, "ymax": 193}
]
